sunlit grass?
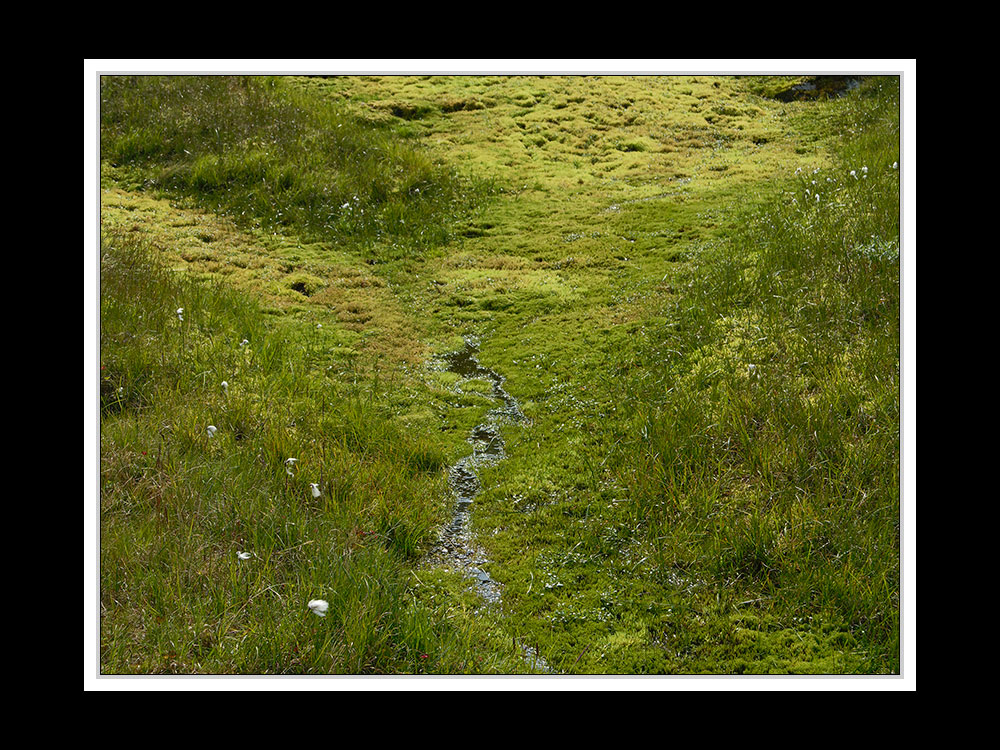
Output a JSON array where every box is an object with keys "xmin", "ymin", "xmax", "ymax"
[
  {"xmin": 99, "ymin": 229, "xmax": 528, "ymax": 673},
  {"xmin": 99, "ymin": 74, "xmax": 901, "ymax": 675},
  {"xmin": 100, "ymin": 75, "xmax": 493, "ymax": 261},
  {"xmin": 605, "ymin": 77, "xmax": 900, "ymax": 672}
]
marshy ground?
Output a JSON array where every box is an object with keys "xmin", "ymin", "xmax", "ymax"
[{"xmin": 95, "ymin": 73, "xmax": 904, "ymax": 677}]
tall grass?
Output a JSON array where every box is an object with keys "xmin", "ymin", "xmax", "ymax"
[
  {"xmin": 100, "ymin": 75, "xmax": 491, "ymax": 259},
  {"xmin": 609, "ymin": 77, "xmax": 901, "ymax": 671},
  {"xmin": 99, "ymin": 229, "xmax": 520, "ymax": 673}
]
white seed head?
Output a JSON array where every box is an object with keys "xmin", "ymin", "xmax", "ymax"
[
  {"xmin": 308, "ymin": 599, "xmax": 329, "ymax": 617},
  {"xmin": 237, "ymin": 551, "xmax": 252, "ymax": 560},
  {"xmin": 207, "ymin": 425, "xmax": 218, "ymax": 438},
  {"xmin": 285, "ymin": 458, "xmax": 298, "ymax": 476},
  {"xmin": 310, "ymin": 483, "xmax": 321, "ymax": 498},
  {"xmin": 176, "ymin": 308, "xmax": 184, "ymax": 321}
]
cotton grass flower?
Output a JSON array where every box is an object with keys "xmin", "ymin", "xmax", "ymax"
[
  {"xmin": 237, "ymin": 551, "xmax": 252, "ymax": 560},
  {"xmin": 285, "ymin": 458, "xmax": 298, "ymax": 476},
  {"xmin": 221, "ymin": 381, "xmax": 228, "ymax": 394},
  {"xmin": 176, "ymin": 307, "xmax": 184, "ymax": 321},
  {"xmin": 310, "ymin": 483, "xmax": 321, "ymax": 498},
  {"xmin": 207, "ymin": 425, "xmax": 218, "ymax": 438},
  {"xmin": 308, "ymin": 599, "xmax": 329, "ymax": 617}
]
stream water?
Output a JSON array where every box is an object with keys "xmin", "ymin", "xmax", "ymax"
[
  {"xmin": 424, "ymin": 338, "xmax": 555, "ymax": 672},
  {"xmin": 425, "ymin": 338, "xmax": 526, "ymax": 605}
]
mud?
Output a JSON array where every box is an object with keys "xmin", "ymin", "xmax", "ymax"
[{"xmin": 424, "ymin": 338, "xmax": 526, "ymax": 606}]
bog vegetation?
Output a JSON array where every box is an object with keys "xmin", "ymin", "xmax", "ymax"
[{"xmin": 99, "ymin": 74, "xmax": 900, "ymax": 674}]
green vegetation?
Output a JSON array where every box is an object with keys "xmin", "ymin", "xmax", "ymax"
[
  {"xmin": 100, "ymin": 229, "xmax": 530, "ymax": 673},
  {"xmin": 471, "ymin": 79, "xmax": 899, "ymax": 673},
  {"xmin": 100, "ymin": 76, "xmax": 492, "ymax": 261},
  {"xmin": 99, "ymin": 74, "xmax": 901, "ymax": 675}
]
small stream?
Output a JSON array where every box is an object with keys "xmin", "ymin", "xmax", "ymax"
[
  {"xmin": 424, "ymin": 338, "xmax": 554, "ymax": 672},
  {"xmin": 425, "ymin": 338, "xmax": 526, "ymax": 605}
]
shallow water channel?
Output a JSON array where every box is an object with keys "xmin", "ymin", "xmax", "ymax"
[{"xmin": 424, "ymin": 338, "xmax": 526, "ymax": 605}]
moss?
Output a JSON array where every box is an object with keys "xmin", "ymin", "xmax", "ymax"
[
  {"xmin": 284, "ymin": 272, "xmax": 326, "ymax": 297},
  {"xmin": 101, "ymin": 74, "xmax": 899, "ymax": 675}
]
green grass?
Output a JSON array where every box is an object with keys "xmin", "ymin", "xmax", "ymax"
[
  {"xmin": 98, "ymin": 74, "xmax": 902, "ymax": 676},
  {"xmin": 465, "ymin": 77, "xmax": 900, "ymax": 674},
  {"xmin": 100, "ymin": 229, "xmax": 529, "ymax": 673},
  {"xmin": 100, "ymin": 75, "xmax": 493, "ymax": 261}
]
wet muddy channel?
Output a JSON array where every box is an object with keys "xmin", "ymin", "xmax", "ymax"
[{"xmin": 424, "ymin": 338, "xmax": 526, "ymax": 606}]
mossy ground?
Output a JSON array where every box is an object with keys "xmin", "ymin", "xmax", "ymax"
[{"xmin": 98, "ymin": 74, "xmax": 900, "ymax": 675}]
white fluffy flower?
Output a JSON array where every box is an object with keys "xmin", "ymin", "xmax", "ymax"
[
  {"xmin": 176, "ymin": 307, "xmax": 184, "ymax": 321},
  {"xmin": 285, "ymin": 458, "xmax": 298, "ymax": 476},
  {"xmin": 310, "ymin": 483, "xmax": 321, "ymax": 498},
  {"xmin": 237, "ymin": 551, "xmax": 252, "ymax": 560},
  {"xmin": 221, "ymin": 381, "xmax": 228, "ymax": 394},
  {"xmin": 308, "ymin": 599, "xmax": 329, "ymax": 617},
  {"xmin": 207, "ymin": 425, "xmax": 218, "ymax": 438}
]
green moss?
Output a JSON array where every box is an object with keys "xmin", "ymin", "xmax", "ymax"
[
  {"xmin": 101, "ymin": 74, "xmax": 900, "ymax": 675},
  {"xmin": 283, "ymin": 272, "xmax": 326, "ymax": 297}
]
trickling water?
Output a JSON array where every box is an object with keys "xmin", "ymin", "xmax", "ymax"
[{"xmin": 424, "ymin": 338, "xmax": 526, "ymax": 606}]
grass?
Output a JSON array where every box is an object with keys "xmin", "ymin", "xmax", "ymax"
[
  {"xmin": 610, "ymin": 79, "xmax": 901, "ymax": 672},
  {"xmin": 469, "ymin": 78, "xmax": 899, "ymax": 674},
  {"xmin": 100, "ymin": 229, "xmax": 529, "ymax": 673},
  {"xmin": 98, "ymin": 74, "xmax": 902, "ymax": 676},
  {"xmin": 100, "ymin": 75, "xmax": 493, "ymax": 262}
]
